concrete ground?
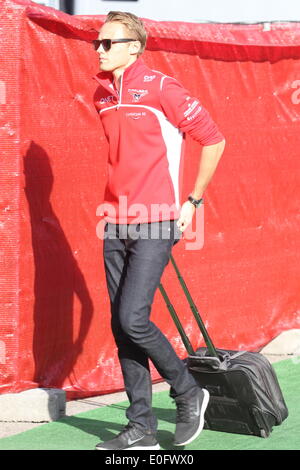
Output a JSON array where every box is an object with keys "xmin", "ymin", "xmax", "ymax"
[
  {"xmin": 1, "ymin": 328, "xmax": 300, "ymax": 439},
  {"xmin": 0, "ymin": 380, "xmax": 170, "ymax": 439}
]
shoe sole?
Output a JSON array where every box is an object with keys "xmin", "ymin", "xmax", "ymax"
[
  {"xmin": 96, "ymin": 443, "xmax": 161, "ymax": 451},
  {"xmin": 173, "ymin": 388, "xmax": 210, "ymax": 447}
]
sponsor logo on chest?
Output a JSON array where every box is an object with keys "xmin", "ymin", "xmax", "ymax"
[
  {"xmin": 128, "ymin": 88, "xmax": 149, "ymax": 102},
  {"xmin": 125, "ymin": 111, "xmax": 146, "ymax": 120},
  {"xmin": 143, "ymin": 75, "xmax": 156, "ymax": 82},
  {"xmin": 99, "ymin": 95, "xmax": 115, "ymax": 105}
]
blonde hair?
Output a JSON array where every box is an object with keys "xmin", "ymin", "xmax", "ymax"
[{"xmin": 105, "ymin": 11, "xmax": 147, "ymax": 57}]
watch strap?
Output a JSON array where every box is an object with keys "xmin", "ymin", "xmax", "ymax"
[{"xmin": 188, "ymin": 195, "xmax": 204, "ymax": 208}]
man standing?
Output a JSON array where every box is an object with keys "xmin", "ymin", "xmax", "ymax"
[{"xmin": 93, "ymin": 11, "xmax": 225, "ymax": 450}]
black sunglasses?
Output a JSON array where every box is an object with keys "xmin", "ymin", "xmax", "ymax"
[{"xmin": 93, "ymin": 38, "xmax": 137, "ymax": 52}]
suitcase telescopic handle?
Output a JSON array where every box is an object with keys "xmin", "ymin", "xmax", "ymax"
[
  {"xmin": 159, "ymin": 254, "xmax": 218, "ymax": 359},
  {"xmin": 158, "ymin": 283, "xmax": 195, "ymax": 356}
]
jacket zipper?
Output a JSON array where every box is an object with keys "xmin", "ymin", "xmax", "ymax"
[{"xmin": 117, "ymin": 74, "xmax": 123, "ymax": 109}]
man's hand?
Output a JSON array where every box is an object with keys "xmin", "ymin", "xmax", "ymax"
[
  {"xmin": 177, "ymin": 139, "xmax": 225, "ymax": 233},
  {"xmin": 177, "ymin": 201, "xmax": 195, "ymax": 232}
]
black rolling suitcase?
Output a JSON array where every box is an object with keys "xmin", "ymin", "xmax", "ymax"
[{"xmin": 159, "ymin": 255, "xmax": 288, "ymax": 438}]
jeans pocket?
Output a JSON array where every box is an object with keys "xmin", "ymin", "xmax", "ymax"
[{"xmin": 173, "ymin": 219, "xmax": 182, "ymax": 245}]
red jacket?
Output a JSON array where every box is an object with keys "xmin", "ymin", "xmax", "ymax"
[{"xmin": 93, "ymin": 58, "xmax": 224, "ymax": 224}]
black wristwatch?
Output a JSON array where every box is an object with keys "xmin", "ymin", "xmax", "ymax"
[{"xmin": 188, "ymin": 194, "xmax": 204, "ymax": 208}]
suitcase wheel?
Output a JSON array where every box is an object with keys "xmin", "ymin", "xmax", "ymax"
[{"xmin": 260, "ymin": 429, "xmax": 269, "ymax": 438}]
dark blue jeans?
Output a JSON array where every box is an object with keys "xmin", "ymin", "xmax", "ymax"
[{"xmin": 103, "ymin": 220, "xmax": 197, "ymax": 433}]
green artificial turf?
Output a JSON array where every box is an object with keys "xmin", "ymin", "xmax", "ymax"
[{"xmin": 0, "ymin": 359, "xmax": 299, "ymax": 450}]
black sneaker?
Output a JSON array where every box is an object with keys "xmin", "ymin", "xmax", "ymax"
[
  {"xmin": 173, "ymin": 388, "xmax": 209, "ymax": 446},
  {"xmin": 95, "ymin": 423, "xmax": 160, "ymax": 450}
]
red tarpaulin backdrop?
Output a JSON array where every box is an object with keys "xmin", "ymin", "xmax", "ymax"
[{"xmin": 0, "ymin": 0, "xmax": 300, "ymax": 398}]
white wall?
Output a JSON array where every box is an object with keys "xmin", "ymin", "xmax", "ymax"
[
  {"xmin": 73, "ymin": 0, "xmax": 300, "ymax": 22},
  {"xmin": 32, "ymin": 0, "xmax": 60, "ymax": 8}
]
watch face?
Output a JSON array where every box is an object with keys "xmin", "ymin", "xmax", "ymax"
[{"xmin": 188, "ymin": 196, "xmax": 203, "ymax": 208}]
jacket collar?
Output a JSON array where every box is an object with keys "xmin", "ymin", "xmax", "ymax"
[{"xmin": 93, "ymin": 58, "xmax": 147, "ymax": 87}]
